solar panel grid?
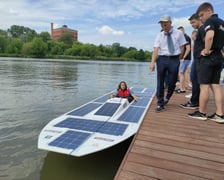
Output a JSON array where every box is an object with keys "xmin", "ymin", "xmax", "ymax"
[
  {"xmin": 94, "ymin": 103, "xmax": 121, "ymax": 116},
  {"xmin": 97, "ymin": 122, "xmax": 128, "ymax": 136},
  {"xmin": 54, "ymin": 118, "xmax": 128, "ymax": 136},
  {"xmin": 67, "ymin": 103, "xmax": 102, "ymax": 116},
  {"xmin": 118, "ymin": 106, "xmax": 145, "ymax": 123},
  {"xmin": 55, "ymin": 118, "xmax": 102, "ymax": 132},
  {"xmin": 48, "ymin": 130, "xmax": 91, "ymax": 150},
  {"xmin": 143, "ymin": 89, "xmax": 155, "ymax": 96},
  {"xmin": 130, "ymin": 88, "xmax": 144, "ymax": 92},
  {"xmin": 132, "ymin": 97, "xmax": 151, "ymax": 107},
  {"xmin": 94, "ymin": 94, "xmax": 110, "ymax": 103}
]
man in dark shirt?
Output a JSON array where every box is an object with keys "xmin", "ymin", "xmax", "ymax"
[
  {"xmin": 180, "ymin": 13, "xmax": 204, "ymax": 109},
  {"xmin": 188, "ymin": 2, "xmax": 224, "ymax": 123}
]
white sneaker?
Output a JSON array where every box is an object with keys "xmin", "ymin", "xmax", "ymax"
[{"xmin": 185, "ymin": 93, "xmax": 192, "ymax": 98}]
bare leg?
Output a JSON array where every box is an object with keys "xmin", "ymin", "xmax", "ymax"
[
  {"xmin": 179, "ymin": 72, "xmax": 185, "ymax": 91},
  {"xmin": 185, "ymin": 67, "xmax": 191, "ymax": 88},
  {"xmin": 211, "ymin": 84, "xmax": 223, "ymax": 116},
  {"xmin": 199, "ymin": 84, "xmax": 210, "ymax": 114}
]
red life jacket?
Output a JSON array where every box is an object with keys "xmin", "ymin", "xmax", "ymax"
[{"xmin": 117, "ymin": 88, "xmax": 131, "ymax": 98}]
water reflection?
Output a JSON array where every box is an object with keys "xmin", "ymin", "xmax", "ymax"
[
  {"xmin": 40, "ymin": 137, "xmax": 133, "ymax": 180},
  {"xmin": 0, "ymin": 58, "xmax": 156, "ymax": 180}
]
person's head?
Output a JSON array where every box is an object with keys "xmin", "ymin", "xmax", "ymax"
[
  {"xmin": 159, "ymin": 15, "xmax": 172, "ymax": 32},
  {"xmin": 196, "ymin": 2, "xmax": 214, "ymax": 23},
  {"xmin": 177, "ymin": 26, "xmax": 185, "ymax": 34},
  {"xmin": 188, "ymin": 13, "xmax": 203, "ymax": 29},
  {"xmin": 118, "ymin": 81, "xmax": 127, "ymax": 91},
  {"xmin": 191, "ymin": 30, "xmax": 198, "ymax": 41}
]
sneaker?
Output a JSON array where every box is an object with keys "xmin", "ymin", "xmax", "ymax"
[
  {"xmin": 207, "ymin": 113, "xmax": 224, "ymax": 123},
  {"xmin": 164, "ymin": 98, "xmax": 169, "ymax": 106},
  {"xmin": 175, "ymin": 89, "xmax": 186, "ymax": 93},
  {"xmin": 155, "ymin": 105, "xmax": 165, "ymax": 113},
  {"xmin": 185, "ymin": 93, "xmax": 192, "ymax": 98},
  {"xmin": 180, "ymin": 102, "xmax": 199, "ymax": 110},
  {"xmin": 188, "ymin": 111, "xmax": 207, "ymax": 120}
]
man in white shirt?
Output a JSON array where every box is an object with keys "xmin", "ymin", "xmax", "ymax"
[{"xmin": 149, "ymin": 15, "xmax": 186, "ymax": 112}]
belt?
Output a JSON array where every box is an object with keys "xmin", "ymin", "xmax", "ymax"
[{"xmin": 159, "ymin": 55, "xmax": 179, "ymax": 58}]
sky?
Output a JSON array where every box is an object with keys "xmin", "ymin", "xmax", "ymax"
[{"xmin": 0, "ymin": 0, "xmax": 223, "ymax": 51}]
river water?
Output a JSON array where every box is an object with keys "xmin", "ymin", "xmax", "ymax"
[{"xmin": 0, "ymin": 57, "xmax": 156, "ymax": 180}]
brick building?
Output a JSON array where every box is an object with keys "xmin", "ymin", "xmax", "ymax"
[{"xmin": 51, "ymin": 23, "xmax": 78, "ymax": 41}]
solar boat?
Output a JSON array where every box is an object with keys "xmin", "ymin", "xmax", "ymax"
[{"xmin": 38, "ymin": 87, "xmax": 155, "ymax": 157}]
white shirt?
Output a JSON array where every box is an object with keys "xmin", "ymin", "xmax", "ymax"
[{"xmin": 154, "ymin": 28, "xmax": 186, "ymax": 56}]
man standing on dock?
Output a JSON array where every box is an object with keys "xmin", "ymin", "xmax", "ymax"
[
  {"xmin": 180, "ymin": 13, "xmax": 204, "ymax": 110},
  {"xmin": 188, "ymin": 2, "xmax": 224, "ymax": 122},
  {"xmin": 149, "ymin": 15, "xmax": 186, "ymax": 113}
]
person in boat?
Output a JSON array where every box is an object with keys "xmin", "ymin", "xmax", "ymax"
[{"xmin": 110, "ymin": 81, "xmax": 137, "ymax": 102}]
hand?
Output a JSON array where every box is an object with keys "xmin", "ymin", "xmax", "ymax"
[
  {"xmin": 201, "ymin": 49, "xmax": 213, "ymax": 56},
  {"xmin": 133, "ymin": 96, "xmax": 137, "ymax": 102},
  {"xmin": 110, "ymin": 94, "xmax": 115, "ymax": 98},
  {"xmin": 149, "ymin": 62, "xmax": 155, "ymax": 72}
]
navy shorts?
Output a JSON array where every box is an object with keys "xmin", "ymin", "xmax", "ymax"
[{"xmin": 198, "ymin": 54, "xmax": 223, "ymax": 84}]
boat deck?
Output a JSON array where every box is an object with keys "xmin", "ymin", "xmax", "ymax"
[{"xmin": 115, "ymin": 88, "xmax": 224, "ymax": 179}]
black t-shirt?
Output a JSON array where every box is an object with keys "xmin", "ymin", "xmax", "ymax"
[
  {"xmin": 203, "ymin": 14, "xmax": 224, "ymax": 50},
  {"xmin": 194, "ymin": 26, "xmax": 205, "ymax": 58},
  {"xmin": 183, "ymin": 34, "xmax": 191, "ymax": 60}
]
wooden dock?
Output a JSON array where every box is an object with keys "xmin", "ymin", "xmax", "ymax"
[{"xmin": 115, "ymin": 88, "xmax": 224, "ymax": 179}]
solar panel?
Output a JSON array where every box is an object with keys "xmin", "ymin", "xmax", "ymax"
[
  {"xmin": 130, "ymin": 87, "xmax": 144, "ymax": 93},
  {"xmin": 54, "ymin": 117, "xmax": 128, "ymax": 136},
  {"xmin": 132, "ymin": 97, "xmax": 151, "ymax": 107},
  {"xmin": 55, "ymin": 118, "xmax": 102, "ymax": 132},
  {"xmin": 94, "ymin": 103, "xmax": 121, "ymax": 116},
  {"xmin": 118, "ymin": 106, "xmax": 145, "ymax": 123},
  {"xmin": 48, "ymin": 130, "xmax": 91, "ymax": 150},
  {"xmin": 97, "ymin": 122, "xmax": 128, "ymax": 136},
  {"xmin": 94, "ymin": 94, "xmax": 110, "ymax": 103},
  {"xmin": 67, "ymin": 103, "xmax": 102, "ymax": 116},
  {"xmin": 143, "ymin": 88, "xmax": 155, "ymax": 96}
]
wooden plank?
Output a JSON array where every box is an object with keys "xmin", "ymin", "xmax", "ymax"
[
  {"xmin": 125, "ymin": 153, "xmax": 224, "ymax": 179},
  {"xmin": 115, "ymin": 87, "xmax": 224, "ymax": 179},
  {"xmin": 117, "ymin": 171, "xmax": 157, "ymax": 180},
  {"xmin": 121, "ymin": 161, "xmax": 207, "ymax": 180}
]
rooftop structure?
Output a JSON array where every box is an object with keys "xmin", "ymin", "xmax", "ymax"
[{"xmin": 51, "ymin": 23, "xmax": 78, "ymax": 41}]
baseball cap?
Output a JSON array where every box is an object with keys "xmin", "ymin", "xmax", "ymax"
[{"xmin": 159, "ymin": 15, "xmax": 171, "ymax": 23}]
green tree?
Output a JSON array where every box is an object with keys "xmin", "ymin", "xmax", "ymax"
[
  {"xmin": 7, "ymin": 25, "xmax": 37, "ymax": 39},
  {"xmin": 58, "ymin": 33, "xmax": 73, "ymax": 47},
  {"xmin": 50, "ymin": 41, "xmax": 67, "ymax": 55},
  {"xmin": 6, "ymin": 38, "xmax": 23, "ymax": 54},
  {"xmin": 136, "ymin": 49, "xmax": 146, "ymax": 61},
  {"xmin": 39, "ymin": 32, "xmax": 51, "ymax": 42},
  {"xmin": 145, "ymin": 51, "xmax": 152, "ymax": 61},
  {"xmin": 0, "ymin": 35, "xmax": 8, "ymax": 53},
  {"xmin": 80, "ymin": 44, "xmax": 98, "ymax": 58},
  {"xmin": 122, "ymin": 49, "xmax": 137, "ymax": 60},
  {"xmin": 98, "ymin": 44, "xmax": 113, "ymax": 57},
  {"xmin": 0, "ymin": 29, "xmax": 7, "ymax": 36},
  {"xmin": 65, "ymin": 42, "xmax": 83, "ymax": 56},
  {"xmin": 22, "ymin": 42, "xmax": 33, "ymax": 55},
  {"xmin": 111, "ymin": 43, "xmax": 127, "ymax": 57},
  {"xmin": 29, "ymin": 37, "xmax": 47, "ymax": 57}
]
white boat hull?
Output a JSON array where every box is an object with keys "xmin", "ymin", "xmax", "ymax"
[{"xmin": 38, "ymin": 88, "xmax": 155, "ymax": 157}]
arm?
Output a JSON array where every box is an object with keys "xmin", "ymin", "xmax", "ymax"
[
  {"xmin": 201, "ymin": 30, "xmax": 214, "ymax": 56},
  {"xmin": 149, "ymin": 47, "xmax": 159, "ymax": 72},
  {"xmin": 179, "ymin": 45, "xmax": 185, "ymax": 60},
  {"xmin": 132, "ymin": 94, "xmax": 137, "ymax": 101},
  {"xmin": 110, "ymin": 91, "xmax": 118, "ymax": 98},
  {"xmin": 182, "ymin": 44, "xmax": 191, "ymax": 60}
]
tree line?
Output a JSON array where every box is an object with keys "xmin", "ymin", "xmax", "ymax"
[{"xmin": 0, "ymin": 25, "xmax": 152, "ymax": 61}]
